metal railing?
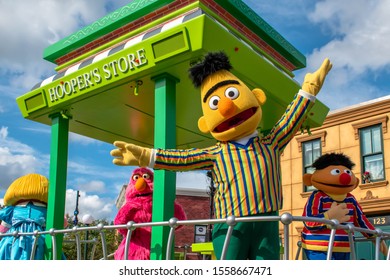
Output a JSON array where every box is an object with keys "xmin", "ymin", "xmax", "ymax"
[{"xmin": 1, "ymin": 213, "xmax": 389, "ymax": 260}]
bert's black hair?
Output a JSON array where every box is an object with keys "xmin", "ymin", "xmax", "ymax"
[
  {"xmin": 188, "ymin": 51, "xmax": 232, "ymax": 88},
  {"xmin": 312, "ymin": 153, "xmax": 355, "ymax": 170}
]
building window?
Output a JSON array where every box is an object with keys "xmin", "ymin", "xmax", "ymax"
[
  {"xmin": 302, "ymin": 139, "xmax": 321, "ymax": 192},
  {"xmin": 360, "ymin": 125, "xmax": 385, "ymax": 182}
]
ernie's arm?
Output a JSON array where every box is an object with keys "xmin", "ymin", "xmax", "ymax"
[{"xmin": 352, "ymin": 198, "xmax": 389, "ymax": 257}]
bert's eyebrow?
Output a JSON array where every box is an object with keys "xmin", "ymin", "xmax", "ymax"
[{"xmin": 203, "ymin": 80, "xmax": 240, "ymax": 103}]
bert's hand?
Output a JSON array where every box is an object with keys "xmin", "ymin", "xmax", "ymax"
[
  {"xmin": 324, "ymin": 202, "xmax": 350, "ymax": 223},
  {"xmin": 110, "ymin": 141, "xmax": 151, "ymax": 167},
  {"xmin": 302, "ymin": 58, "xmax": 332, "ymax": 96}
]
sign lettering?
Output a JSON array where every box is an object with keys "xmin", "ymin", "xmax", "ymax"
[{"xmin": 48, "ymin": 48, "xmax": 148, "ymax": 103}]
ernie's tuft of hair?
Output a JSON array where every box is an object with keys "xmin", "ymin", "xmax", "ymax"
[{"xmin": 312, "ymin": 152, "xmax": 355, "ymax": 170}]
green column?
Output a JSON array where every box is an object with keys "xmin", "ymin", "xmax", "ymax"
[
  {"xmin": 150, "ymin": 73, "xmax": 179, "ymax": 260},
  {"xmin": 45, "ymin": 112, "xmax": 69, "ymax": 260}
]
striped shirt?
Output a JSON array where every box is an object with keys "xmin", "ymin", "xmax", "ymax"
[
  {"xmin": 154, "ymin": 91, "xmax": 314, "ymax": 219},
  {"xmin": 302, "ymin": 190, "xmax": 375, "ymax": 252}
]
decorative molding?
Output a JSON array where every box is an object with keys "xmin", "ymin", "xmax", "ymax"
[
  {"xmin": 351, "ymin": 115, "xmax": 388, "ymax": 140},
  {"xmin": 361, "ymin": 190, "xmax": 378, "ymax": 200},
  {"xmin": 359, "ymin": 180, "xmax": 388, "ymax": 190},
  {"xmin": 359, "ymin": 196, "xmax": 390, "ymax": 214},
  {"xmin": 62, "ymin": 1, "xmax": 158, "ymax": 45},
  {"xmin": 295, "ymin": 131, "xmax": 326, "ymax": 152},
  {"xmin": 302, "ymin": 97, "xmax": 390, "ymax": 133}
]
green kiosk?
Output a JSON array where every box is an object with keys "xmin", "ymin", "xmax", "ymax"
[{"xmin": 16, "ymin": 0, "xmax": 329, "ymax": 260}]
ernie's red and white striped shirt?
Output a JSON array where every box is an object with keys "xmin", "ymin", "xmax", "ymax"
[{"xmin": 302, "ymin": 190, "xmax": 375, "ymax": 252}]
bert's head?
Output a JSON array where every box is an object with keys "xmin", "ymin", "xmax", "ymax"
[
  {"xmin": 303, "ymin": 153, "xmax": 360, "ymax": 195},
  {"xmin": 189, "ymin": 51, "xmax": 266, "ymax": 141}
]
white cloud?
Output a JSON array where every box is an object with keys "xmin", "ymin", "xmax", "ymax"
[
  {"xmin": 0, "ymin": 0, "xmax": 108, "ymax": 94},
  {"xmin": 65, "ymin": 189, "xmax": 114, "ymax": 222},
  {"xmin": 308, "ymin": 0, "xmax": 390, "ymax": 73},
  {"xmin": 76, "ymin": 179, "xmax": 106, "ymax": 193},
  {"xmin": 0, "ymin": 126, "xmax": 47, "ymax": 191},
  {"xmin": 299, "ymin": 0, "xmax": 390, "ymax": 110}
]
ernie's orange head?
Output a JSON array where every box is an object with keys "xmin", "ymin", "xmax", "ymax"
[
  {"xmin": 189, "ymin": 51, "xmax": 266, "ymax": 141},
  {"xmin": 303, "ymin": 153, "xmax": 360, "ymax": 195}
]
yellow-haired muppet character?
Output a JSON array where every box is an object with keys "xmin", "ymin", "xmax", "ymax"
[
  {"xmin": 111, "ymin": 51, "xmax": 332, "ymax": 259},
  {"xmin": 0, "ymin": 174, "xmax": 49, "ymax": 260}
]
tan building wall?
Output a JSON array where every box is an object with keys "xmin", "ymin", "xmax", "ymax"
[{"xmin": 280, "ymin": 95, "xmax": 390, "ymax": 259}]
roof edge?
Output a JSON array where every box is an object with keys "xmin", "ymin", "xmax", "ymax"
[
  {"xmin": 43, "ymin": 0, "xmax": 175, "ymax": 63},
  {"xmin": 214, "ymin": 0, "xmax": 306, "ymax": 69}
]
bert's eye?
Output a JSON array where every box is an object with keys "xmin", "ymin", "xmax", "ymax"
[
  {"xmin": 225, "ymin": 87, "xmax": 239, "ymax": 100},
  {"xmin": 142, "ymin": 173, "xmax": 150, "ymax": 179},
  {"xmin": 344, "ymin": 169, "xmax": 352, "ymax": 175},
  {"xmin": 330, "ymin": 169, "xmax": 341, "ymax": 175},
  {"xmin": 132, "ymin": 174, "xmax": 140, "ymax": 180},
  {"xmin": 208, "ymin": 96, "xmax": 220, "ymax": 110}
]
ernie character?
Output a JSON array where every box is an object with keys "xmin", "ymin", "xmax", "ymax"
[
  {"xmin": 301, "ymin": 153, "xmax": 388, "ymax": 260},
  {"xmin": 110, "ymin": 51, "xmax": 332, "ymax": 259}
]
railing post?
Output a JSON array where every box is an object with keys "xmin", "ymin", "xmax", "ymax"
[
  {"xmin": 326, "ymin": 219, "xmax": 339, "ymax": 260},
  {"xmin": 280, "ymin": 213, "xmax": 293, "ymax": 260},
  {"xmin": 97, "ymin": 223, "xmax": 108, "ymax": 260},
  {"xmin": 73, "ymin": 227, "xmax": 82, "ymax": 260},
  {"xmin": 346, "ymin": 224, "xmax": 356, "ymax": 260},
  {"xmin": 375, "ymin": 228, "xmax": 383, "ymax": 260},
  {"xmin": 124, "ymin": 221, "xmax": 135, "ymax": 260},
  {"xmin": 166, "ymin": 218, "xmax": 178, "ymax": 260},
  {"xmin": 30, "ymin": 230, "xmax": 40, "ymax": 260},
  {"xmin": 221, "ymin": 216, "xmax": 236, "ymax": 260},
  {"xmin": 295, "ymin": 241, "xmax": 302, "ymax": 260}
]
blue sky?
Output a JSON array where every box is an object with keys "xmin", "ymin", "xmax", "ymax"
[{"xmin": 1, "ymin": 0, "xmax": 390, "ymax": 221}]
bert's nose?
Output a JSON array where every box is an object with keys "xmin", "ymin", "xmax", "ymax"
[
  {"xmin": 339, "ymin": 173, "xmax": 351, "ymax": 185},
  {"xmin": 218, "ymin": 97, "xmax": 236, "ymax": 117}
]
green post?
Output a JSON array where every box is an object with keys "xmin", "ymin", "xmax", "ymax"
[
  {"xmin": 45, "ymin": 112, "xmax": 69, "ymax": 260},
  {"xmin": 150, "ymin": 73, "xmax": 179, "ymax": 260}
]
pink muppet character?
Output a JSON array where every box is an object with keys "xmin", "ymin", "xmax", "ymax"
[{"xmin": 114, "ymin": 167, "xmax": 186, "ymax": 260}]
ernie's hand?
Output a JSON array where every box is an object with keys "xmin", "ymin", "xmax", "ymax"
[
  {"xmin": 302, "ymin": 58, "xmax": 332, "ymax": 96},
  {"xmin": 110, "ymin": 141, "xmax": 151, "ymax": 167},
  {"xmin": 324, "ymin": 202, "xmax": 350, "ymax": 223}
]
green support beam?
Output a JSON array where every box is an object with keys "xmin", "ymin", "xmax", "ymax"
[
  {"xmin": 45, "ymin": 112, "xmax": 69, "ymax": 260},
  {"xmin": 150, "ymin": 73, "xmax": 179, "ymax": 260}
]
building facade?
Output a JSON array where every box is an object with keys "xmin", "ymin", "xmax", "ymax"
[{"xmin": 280, "ymin": 95, "xmax": 390, "ymax": 259}]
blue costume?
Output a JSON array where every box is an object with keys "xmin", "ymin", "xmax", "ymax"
[{"xmin": 0, "ymin": 202, "xmax": 47, "ymax": 260}]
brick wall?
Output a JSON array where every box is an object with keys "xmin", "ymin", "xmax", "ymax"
[{"xmin": 174, "ymin": 194, "xmax": 212, "ymax": 259}]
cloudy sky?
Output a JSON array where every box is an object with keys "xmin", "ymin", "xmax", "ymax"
[{"xmin": 1, "ymin": 0, "xmax": 390, "ymax": 222}]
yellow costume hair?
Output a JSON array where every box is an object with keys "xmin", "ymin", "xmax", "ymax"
[{"xmin": 3, "ymin": 174, "xmax": 49, "ymax": 206}]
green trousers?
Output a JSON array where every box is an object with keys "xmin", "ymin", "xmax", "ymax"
[{"xmin": 212, "ymin": 212, "xmax": 280, "ymax": 260}]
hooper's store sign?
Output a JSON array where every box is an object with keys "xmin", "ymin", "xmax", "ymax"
[{"xmin": 48, "ymin": 49, "xmax": 147, "ymax": 103}]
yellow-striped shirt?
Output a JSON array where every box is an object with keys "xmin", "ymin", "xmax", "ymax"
[{"xmin": 154, "ymin": 92, "xmax": 314, "ymax": 218}]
